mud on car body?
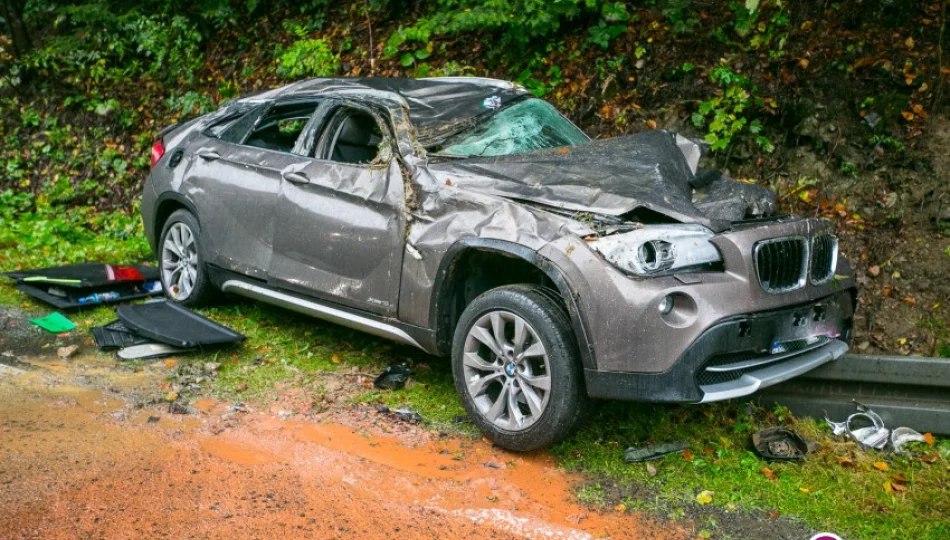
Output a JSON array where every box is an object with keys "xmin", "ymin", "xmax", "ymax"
[{"xmin": 142, "ymin": 77, "xmax": 856, "ymax": 451}]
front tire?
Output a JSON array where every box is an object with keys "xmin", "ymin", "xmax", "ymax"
[
  {"xmin": 158, "ymin": 209, "xmax": 216, "ymax": 307},
  {"xmin": 451, "ymin": 285, "xmax": 589, "ymax": 451}
]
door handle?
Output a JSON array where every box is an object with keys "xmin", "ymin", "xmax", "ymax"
[
  {"xmin": 281, "ymin": 171, "xmax": 310, "ymax": 185},
  {"xmin": 195, "ymin": 149, "xmax": 221, "ymax": 161}
]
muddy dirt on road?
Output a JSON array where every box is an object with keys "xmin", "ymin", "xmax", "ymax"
[{"xmin": 0, "ymin": 353, "xmax": 685, "ymax": 540}]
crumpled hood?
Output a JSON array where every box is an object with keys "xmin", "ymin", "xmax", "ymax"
[{"xmin": 426, "ymin": 130, "xmax": 770, "ymax": 232}]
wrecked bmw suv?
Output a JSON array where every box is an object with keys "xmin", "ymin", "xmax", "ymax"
[{"xmin": 142, "ymin": 77, "xmax": 856, "ymax": 450}]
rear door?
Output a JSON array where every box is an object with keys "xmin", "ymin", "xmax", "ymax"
[
  {"xmin": 184, "ymin": 101, "xmax": 321, "ymax": 281},
  {"xmin": 267, "ymin": 101, "xmax": 406, "ymax": 315}
]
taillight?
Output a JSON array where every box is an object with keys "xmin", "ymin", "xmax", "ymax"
[{"xmin": 150, "ymin": 140, "xmax": 165, "ymax": 168}]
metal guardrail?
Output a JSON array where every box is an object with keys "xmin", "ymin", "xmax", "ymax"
[{"xmin": 758, "ymin": 354, "xmax": 950, "ymax": 435}]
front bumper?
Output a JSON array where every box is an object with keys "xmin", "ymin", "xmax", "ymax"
[{"xmin": 583, "ymin": 289, "xmax": 855, "ymax": 403}]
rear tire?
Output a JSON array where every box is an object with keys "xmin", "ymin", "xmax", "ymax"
[
  {"xmin": 451, "ymin": 284, "xmax": 589, "ymax": 451},
  {"xmin": 158, "ymin": 209, "xmax": 216, "ymax": 307}
]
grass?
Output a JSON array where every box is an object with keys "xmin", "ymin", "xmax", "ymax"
[{"xmin": 1, "ymin": 231, "xmax": 948, "ymax": 539}]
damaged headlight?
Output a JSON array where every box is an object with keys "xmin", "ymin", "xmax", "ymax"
[{"xmin": 587, "ymin": 224, "xmax": 722, "ymax": 276}]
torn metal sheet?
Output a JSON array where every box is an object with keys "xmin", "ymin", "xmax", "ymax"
[
  {"xmin": 693, "ymin": 173, "xmax": 778, "ymax": 223},
  {"xmin": 425, "ymin": 130, "xmax": 775, "ymax": 231}
]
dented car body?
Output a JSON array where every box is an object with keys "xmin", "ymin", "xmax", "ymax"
[{"xmin": 142, "ymin": 77, "xmax": 856, "ymax": 450}]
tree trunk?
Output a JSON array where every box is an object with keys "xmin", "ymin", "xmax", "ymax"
[{"xmin": 0, "ymin": 0, "xmax": 32, "ymax": 58}]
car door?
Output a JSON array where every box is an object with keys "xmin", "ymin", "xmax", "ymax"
[
  {"xmin": 183, "ymin": 101, "xmax": 321, "ymax": 281},
  {"xmin": 267, "ymin": 101, "xmax": 406, "ymax": 316}
]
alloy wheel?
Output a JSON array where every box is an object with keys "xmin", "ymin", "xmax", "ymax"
[
  {"xmin": 462, "ymin": 310, "xmax": 551, "ymax": 431},
  {"xmin": 161, "ymin": 222, "xmax": 199, "ymax": 301}
]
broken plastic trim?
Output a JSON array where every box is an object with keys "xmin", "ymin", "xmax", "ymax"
[{"xmin": 825, "ymin": 402, "xmax": 928, "ymax": 454}]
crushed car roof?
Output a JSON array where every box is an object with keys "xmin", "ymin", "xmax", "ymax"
[{"xmin": 272, "ymin": 77, "xmax": 530, "ymax": 139}]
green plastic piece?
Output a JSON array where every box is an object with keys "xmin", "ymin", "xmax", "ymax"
[
  {"xmin": 22, "ymin": 276, "xmax": 83, "ymax": 285},
  {"xmin": 29, "ymin": 312, "xmax": 76, "ymax": 333}
]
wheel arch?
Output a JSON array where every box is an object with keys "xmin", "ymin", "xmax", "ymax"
[
  {"xmin": 430, "ymin": 239, "xmax": 595, "ymax": 370},
  {"xmin": 151, "ymin": 193, "xmax": 199, "ymax": 248}
]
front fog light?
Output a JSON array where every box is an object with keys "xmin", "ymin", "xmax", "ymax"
[{"xmin": 658, "ymin": 295, "xmax": 674, "ymax": 315}]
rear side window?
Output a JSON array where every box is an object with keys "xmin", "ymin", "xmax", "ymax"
[
  {"xmin": 218, "ymin": 105, "xmax": 266, "ymax": 143},
  {"xmin": 242, "ymin": 103, "xmax": 320, "ymax": 153}
]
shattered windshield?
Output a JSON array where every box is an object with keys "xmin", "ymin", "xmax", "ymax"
[{"xmin": 436, "ymin": 98, "xmax": 589, "ymax": 158}]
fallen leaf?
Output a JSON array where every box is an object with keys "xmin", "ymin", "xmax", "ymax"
[
  {"xmin": 892, "ymin": 474, "xmax": 907, "ymax": 483},
  {"xmin": 555, "ymin": 147, "xmax": 570, "ymax": 154},
  {"xmin": 914, "ymin": 453, "xmax": 938, "ymax": 463},
  {"xmin": 696, "ymin": 490, "xmax": 714, "ymax": 504},
  {"xmin": 682, "ymin": 449, "xmax": 694, "ymax": 462},
  {"xmin": 236, "ymin": 383, "xmax": 248, "ymax": 392},
  {"xmin": 646, "ymin": 462, "xmax": 657, "ymax": 477},
  {"xmin": 903, "ymin": 296, "xmax": 917, "ymax": 305},
  {"xmin": 166, "ymin": 391, "xmax": 178, "ymax": 402},
  {"xmin": 912, "ymin": 104, "xmax": 928, "ymax": 119},
  {"xmin": 799, "ymin": 487, "xmax": 810, "ymax": 494},
  {"xmin": 836, "ymin": 456, "xmax": 855, "ymax": 467},
  {"xmin": 891, "ymin": 482, "xmax": 908, "ymax": 492},
  {"xmin": 761, "ymin": 467, "xmax": 776, "ymax": 481},
  {"xmin": 646, "ymin": 119, "xmax": 658, "ymax": 129},
  {"xmin": 798, "ymin": 58, "xmax": 809, "ymax": 69},
  {"xmin": 868, "ymin": 265, "xmax": 881, "ymax": 277},
  {"xmin": 905, "ymin": 36, "xmax": 915, "ymax": 49},
  {"xmin": 883, "ymin": 480, "xmax": 894, "ymax": 494},
  {"xmin": 767, "ymin": 510, "xmax": 780, "ymax": 520},
  {"xmin": 873, "ymin": 461, "xmax": 889, "ymax": 472},
  {"xmin": 901, "ymin": 111, "xmax": 915, "ymax": 121},
  {"xmin": 331, "ymin": 354, "xmax": 340, "ymax": 364},
  {"xmin": 924, "ymin": 433, "xmax": 934, "ymax": 445},
  {"xmin": 164, "ymin": 359, "xmax": 177, "ymax": 368},
  {"xmin": 614, "ymin": 503, "xmax": 627, "ymax": 512}
]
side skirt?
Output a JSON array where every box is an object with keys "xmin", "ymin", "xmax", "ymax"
[{"xmin": 219, "ymin": 278, "xmax": 437, "ymax": 353}]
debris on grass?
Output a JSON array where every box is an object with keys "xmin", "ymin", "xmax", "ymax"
[
  {"xmin": 375, "ymin": 404, "xmax": 424, "ymax": 424},
  {"xmin": 752, "ymin": 427, "xmax": 817, "ymax": 462},
  {"xmin": 29, "ymin": 312, "xmax": 75, "ymax": 333},
  {"xmin": 889, "ymin": 427, "xmax": 927, "ymax": 456},
  {"xmin": 624, "ymin": 440, "xmax": 690, "ymax": 463},
  {"xmin": 826, "ymin": 402, "xmax": 930, "ymax": 455},
  {"xmin": 373, "ymin": 362, "xmax": 412, "ymax": 390}
]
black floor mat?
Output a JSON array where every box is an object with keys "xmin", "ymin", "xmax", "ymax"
[
  {"xmin": 116, "ymin": 301, "xmax": 245, "ymax": 348},
  {"xmin": 91, "ymin": 320, "xmax": 151, "ymax": 350}
]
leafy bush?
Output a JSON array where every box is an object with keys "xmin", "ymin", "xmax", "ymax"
[
  {"xmin": 18, "ymin": 3, "xmax": 203, "ymax": 85},
  {"xmin": 691, "ymin": 61, "xmax": 774, "ymax": 153},
  {"xmin": 384, "ymin": 0, "xmax": 604, "ymax": 59},
  {"xmin": 587, "ymin": 2, "xmax": 630, "ymax": 49},
  {"xmin": 277, "ymin": 37, "xmax": 340, "ymax": 79},
  {"xmin": 167, "ymin": 91, "xmax": 218, "ymax": 118}
]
